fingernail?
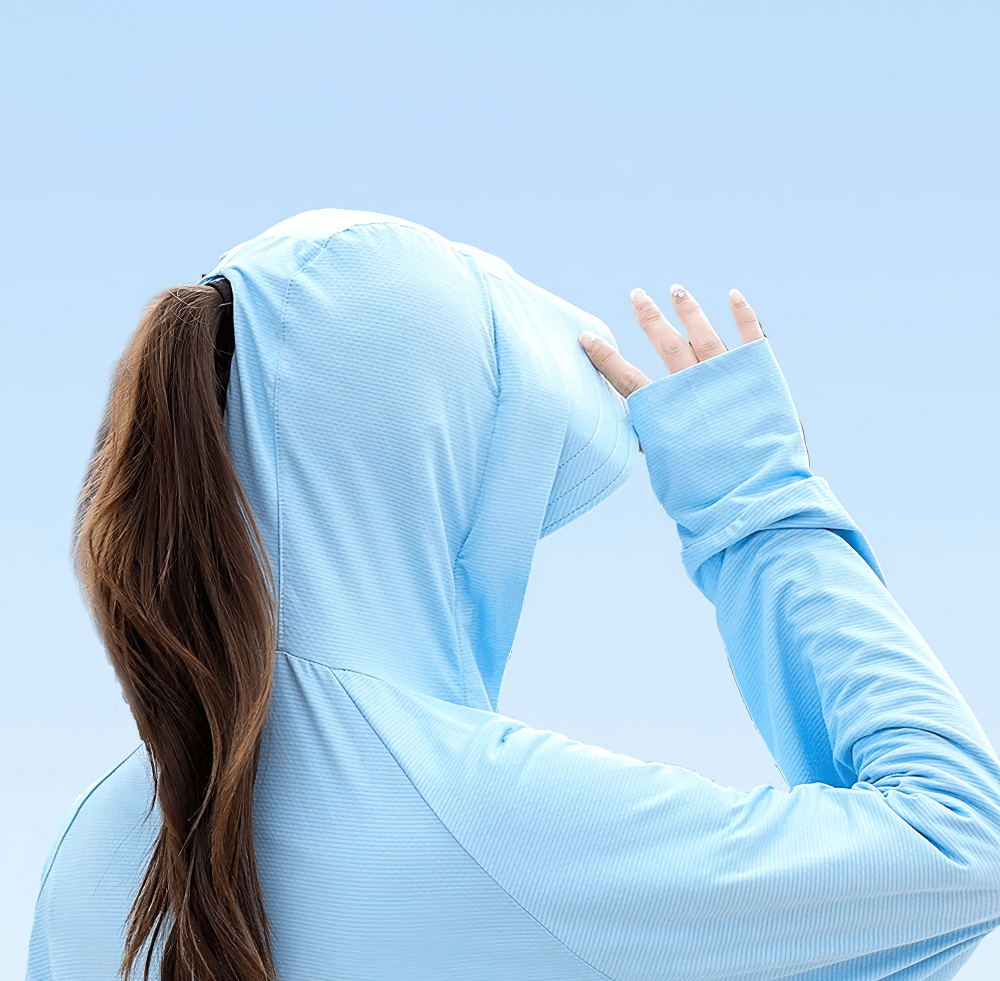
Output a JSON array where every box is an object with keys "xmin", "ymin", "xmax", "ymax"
[
  {"xmin": 671, "ymin": 285, "xmax": 687, "ymax": 300},
  {"xmin": 579, "ymin": 330, "xmax": 597, "ymax": 345},
  {"xmin": 630, "ymin": 287, "xmax": 645, "ymax": 302},
  {"xmin": 730, "ymin": 288, "xmax": 746, "ymax": 304}
]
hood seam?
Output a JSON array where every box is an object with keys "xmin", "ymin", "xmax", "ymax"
[
  {"xmin": 330, "ymin": 664, "xmax": 616, "ymax": 981},
  {"xmin": 553, "ymin": 381, "xmax": 605, "ymax": 474},
  {"xmin": 545, "ymin": 405, "xmax": 621, "ymax": 509},
  {"xmin": 451, "ymin": 267, "xmax": 503, "ymax": 707},
  {"xmin": 540, "ymin": 411, "xmax": 632, "ymax": 536},
  {"xmin": 272, "ymin": 232, "xmax": 340, "ymax": 652}
]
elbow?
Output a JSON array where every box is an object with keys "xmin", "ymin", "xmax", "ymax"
[{"xmin": 949, "ymin": 784, "xmax": 1000, "ymax": 892}]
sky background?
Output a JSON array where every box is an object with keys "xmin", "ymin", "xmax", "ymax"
[{"xmin": 2, "ymin": 1, "xmax": 998, "ymax": 976}]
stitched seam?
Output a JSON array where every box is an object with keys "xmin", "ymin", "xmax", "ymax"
[
  {"xmin": 546, "ymin": 449, "xmax": 614, "ymax": 508},
  {"xmin": 469, "ymin": 253, "xmax": 621, "ymax": 516},
  {"xmin": 543, "ymin": 405, "xmax": 627, "ymax": 513},
  {"xmin": 276, "ymin": 648, "xmax": 402, "ymax": 679},
  {"xmin": 272, "ymin": 233, "xmax": 339, "ymax": 649},
  {"xmin": 541, "ymin": 455, "xmax": 630, "ymax": 535},
  {"xmin": 450, "ymin": 269, "xmax": 501, "ymax": 705},
  {"xmin": 37, "ymin": 745, "xmax": 146, "ymax": 894},
  {"xmin": 679, "ymin": 477, "xmax": 840, "ymax": 580},
  {"xmin": 328, "ymin": 664, "xmax": 615, "ymax": 981},
  {"xmin": 376, "ymin": 226, "xmax": 613, "ymax": 511},
  {"xmin": 540, "ymin": 414, "xmax": 631, "ymax": 535},
  {"xmin": 332, "ymin": 221, "xmax": 519, "ymax": 298},
  {"xmin": 269, "ymin": 219, "xmax": 497, "ymax": 706},
  {"xmin": 481, "ymin": 265, "xmax": 526, "ymax": 293},
  {"xmin": 552, "ymin": 360, "xmax": 608, "ymax": 474}
]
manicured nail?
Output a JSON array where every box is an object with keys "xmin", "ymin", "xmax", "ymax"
[
  {"xmin": 671, "ymin": 284, "xmax": 687, "ymax": 300},
  {"xmin": 730, "ymin": 288, "xmax": 746, "ymax": 304},
  {"xmin": 631, "ymin": 287, "xmax": 645, "ymax": 302}
]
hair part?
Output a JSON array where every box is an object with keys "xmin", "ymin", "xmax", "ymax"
[{"xmin": 73, "ymin": 283, "xmax": 277, "ymax": 981}]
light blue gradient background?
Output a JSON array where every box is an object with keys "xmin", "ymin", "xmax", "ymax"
[{"xmin": 2, "ymin": 2, "xmax": 997, "ymax": 976}]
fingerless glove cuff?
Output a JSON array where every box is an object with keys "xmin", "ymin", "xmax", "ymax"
[{"xmin": 626, "ymin": 338, "xmax": 885, "ymax": 599}]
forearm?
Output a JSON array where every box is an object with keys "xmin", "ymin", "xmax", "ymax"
[
  {"xmin": 713, "ymin": 525, "xmax": 1000, "ymax": 846},
  {"xmin": 628, "ymin": 336, "xmax": 1000, "ymax": 855},
  {"xmin": 576, "ymin": 295, "xmax": 1000, "ymax": 977}
]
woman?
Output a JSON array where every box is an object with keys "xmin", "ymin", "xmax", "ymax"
[{"xmin": 26, "ymin": 209, "xmax": 1000, "ymax": 980}]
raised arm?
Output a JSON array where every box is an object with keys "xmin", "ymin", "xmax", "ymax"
[
  {"xmin": 335, "ymin": 284, "xmax": 1000, "ymax": 981},
  {"xmin": 575, "ymin": 287, "xmax": 1000, "ymax": 977}
]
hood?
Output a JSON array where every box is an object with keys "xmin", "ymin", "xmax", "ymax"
[{"xmin": 203, "ymin": 210, "xmax": 638, "ymax": 712}]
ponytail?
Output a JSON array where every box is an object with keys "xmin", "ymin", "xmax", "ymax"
[{"xmin": 73, "ymin": 282, "xmax": 277, "ymax": 981}]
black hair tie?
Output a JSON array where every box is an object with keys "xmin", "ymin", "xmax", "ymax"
[{"xmin": 205, "ymin": 278, "xmax": 235, "ymax": 417}]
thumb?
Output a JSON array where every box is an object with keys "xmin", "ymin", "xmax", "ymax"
[{"xmin": 579, "ymin": 331, "xmax": 650, "ymax": 399}]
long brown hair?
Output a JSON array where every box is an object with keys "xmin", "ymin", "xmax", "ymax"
[{"xmin": 73, "ymin": 282, "xmax": 278, "ymax": 981}]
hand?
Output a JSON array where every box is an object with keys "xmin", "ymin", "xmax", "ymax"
[{"xmin": 579, "ymin": 285, "xmax": 766, "ymax": 452}]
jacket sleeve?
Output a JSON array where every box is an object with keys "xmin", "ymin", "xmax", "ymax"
[
  {"xmin": 342, "ymin": 339, "xmax": 1000, "ymax": 981},
  {"xmin": 365, "ymin": 337, "xmax": 1000, "ymax": 981},
  {"xmin": 621, "ymin": 338, "xmax": 1000, "ymax": 978}
]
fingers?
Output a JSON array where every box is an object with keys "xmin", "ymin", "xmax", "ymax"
[
  {"xmin": 729, "ymin": 289, "xmax": 765, "ymax": 343},
  {"xmin": 631, "ymin": 289, "xmax": 699, "ymax": 374},
  {"xmin": 668, "ymin": 285, "xmax": 729, "ymax": 361},
  {"xmin": 579, "ymin": 331, "xmax": 650, "ymax": 399},
  {"xmin": 581, "ymin": 286, "xmax": 767, "ymax": 408}
]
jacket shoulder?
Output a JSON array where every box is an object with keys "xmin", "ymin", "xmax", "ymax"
[{"xmin": 37, "ymin": 746, "xmax": 151, "ymax": 892}]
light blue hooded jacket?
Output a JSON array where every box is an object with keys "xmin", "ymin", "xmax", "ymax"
[{"xmin": 26, "ymin": 210, "xmax": 1000, "ymax": 980}]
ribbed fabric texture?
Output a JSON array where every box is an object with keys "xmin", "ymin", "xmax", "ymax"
[
  {"xmin": 26, "ymin": 213, "xmax": 1000, "ymax": 980},
  {"xmin": 205, "ymin": 210, "xmax": 638, "ymax": 713}
]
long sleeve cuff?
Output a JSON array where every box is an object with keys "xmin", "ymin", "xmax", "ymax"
[{"xmin": 625, "ymin": 337, "xmax": 885, "ymax": 602}]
